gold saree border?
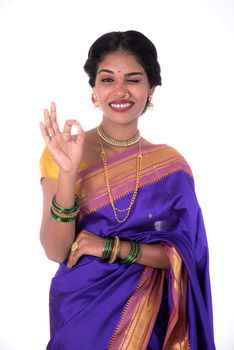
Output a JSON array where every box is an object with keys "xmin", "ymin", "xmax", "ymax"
[
  {"xmin": 163, "ymin": 246, "xmax": 191, "ymax": 350},
  {"xmin": 108, "ymin": 268, "xmax": 164, "ymax": 350},
  {"xmin": 75, "ymin": 145, "xmax": 192, "ymax": 220},
  {"xmin": 108, "ymin": 246, "xmax": 191, "ymax": 349}
]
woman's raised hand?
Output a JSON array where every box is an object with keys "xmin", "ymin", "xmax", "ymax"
[{"xmin": 40, "ymin": 102, "xmax": 85, "ymax": 173}]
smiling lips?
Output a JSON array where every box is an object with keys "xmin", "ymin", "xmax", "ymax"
[{"xmin": 109, "ymin": 99, "xmax": 133, "ymax": 112}]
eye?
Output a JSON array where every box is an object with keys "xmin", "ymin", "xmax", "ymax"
[
  {"xmin": 101, "ymin": 78, "xmax": 114, "ymax": 83},
  {"xmin": 127, "ymin": 79, "xmax": 140, "ymax": 83}
]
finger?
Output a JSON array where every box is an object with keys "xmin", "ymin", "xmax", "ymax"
[
  {"xmin": 63, "ymin": 119, "xmax": 79, "ymax": 135},
  {"xmin": 67, "ymin": 251, "xmax": 81, "ymax": 269},
  {"xmin": 43, "ymin": 108, "xmax": 55, "ymax": 137},
  {"xmin": 50, "ymin": 102, "xmax": 60, "ymax": 134},
  {"xmin": 74, "ymin": 123, "xmax": 85, "ymax": 146},
  {"xmin": 39, "ymin": 121, "xmax": 51, "ymax": 145},
  {"xmin": 67, "ymin": 240, "xmax": 81, "ymax": 268}
]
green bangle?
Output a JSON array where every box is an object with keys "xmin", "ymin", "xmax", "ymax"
[
  {"xmin": 131, "ymin": 242, "xmax": 141, "ymax": 263},
  {"xmin": 50, "ymin": 208, "xmax": 77, "ymax": 223},
  {"xmin": 102, "ymin": 239, "xmax": 110, "ymax": 261},
  {"xmin": 52, "ymin": 194, "xmax": 80, "ymax": 214},
  {"xmin": 120, "ymin": 241, "xmax": 141, "ymax": 265},
  {"xmin": 106, "ymin": 238, "xmax": 115, "ymax": 261},
  {"xmin": 101, "ymin": 237, "xmax": 114, "ymax": 262},
  {"xmin": 121, "ymin": 241, "xmax": 135, "ymax": 264},
  {"xmin": 51, "ymin": 205, "xmax": 79, "ymax": 217}
]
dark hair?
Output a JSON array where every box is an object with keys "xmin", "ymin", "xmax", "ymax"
[{"xmin": 83, "ymin": 30, "xmax": 161, "ymax": 88}]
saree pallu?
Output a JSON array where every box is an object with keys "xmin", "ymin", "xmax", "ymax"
[{"xmin": 41, "ymin": 144, "xmax": 216, "ymax": 350}]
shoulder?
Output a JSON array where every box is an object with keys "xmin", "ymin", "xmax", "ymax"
[{"xmin": 142, "ymin": 142, "xmax": 193, "ymax": 178}]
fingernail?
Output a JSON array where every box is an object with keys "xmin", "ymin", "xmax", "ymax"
[{"xmin": 78, "ymin": 124, "xmax": 83, "ymax": 132}]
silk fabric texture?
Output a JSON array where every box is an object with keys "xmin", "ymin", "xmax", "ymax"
[{"xmin": 40, "ymin": 144, "xmax": 216, "ymax": 350}]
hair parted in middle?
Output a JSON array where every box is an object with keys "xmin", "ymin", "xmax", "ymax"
[{"xmin": 83, "ymin": 30, "xmax": 162, "ymax": 88}]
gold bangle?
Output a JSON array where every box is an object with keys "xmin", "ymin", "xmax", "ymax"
[
  {"xmin": 51, "ymin": 206, "xmax": 79, "ymax": 219},
  {"xmin": 108, "ymin": 236, "xmax": 120, "ymax": 264},
  {"xmin": 52, "ymin": 194, "xmax": 80, "ymax": 214}
]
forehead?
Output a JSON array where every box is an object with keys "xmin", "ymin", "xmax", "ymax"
[{"xmin": 97, "ymin": 50, "xmax": 145, "ymax": 74}]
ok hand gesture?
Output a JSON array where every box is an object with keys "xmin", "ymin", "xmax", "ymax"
[{"xmin": 40, "ymin": 102, "xmax": 85, "ymax": 174}]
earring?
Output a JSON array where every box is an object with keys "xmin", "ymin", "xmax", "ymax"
[
  {"xmin": 146, "ymin": 94, "xmax": 154, "ymax": 109},
  {"xmin": 91, "ymin": 93, "xmax": 99, "ymax": 108}
]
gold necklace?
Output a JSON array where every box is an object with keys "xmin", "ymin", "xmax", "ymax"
[
  {"xmin": 97, "ymin": 124, "xmax": 141, "ymax": 147},
  {"xmin": 98, "ymin": 134, "xmax": 143, "ymax": 223}
]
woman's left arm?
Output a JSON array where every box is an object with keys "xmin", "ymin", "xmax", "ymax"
[
  {"xmin": 67, "ymin": 231, "xmax": 170, "ymax": 269},
  {"xmin": 119, "ymin": 240, "xmax": 170, "ymax": 269}
]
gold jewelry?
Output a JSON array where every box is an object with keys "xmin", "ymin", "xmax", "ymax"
[
  {"xmin": 97, "ymin": 124, "xmax": 141, "ymax": 147},
  {"xmin": 71, "ymin": 241, "xmax": 79, "ymax": 252},
  {"xmin": 146, "ymin": 94, "xmax": 154, "ymax": 109},
  {"xmin": 123, "ymin": 92, "xmax": 130, "ymax": 100},
  {"xmin": 51, "ymin": 206, "xmax": 79, "ymax": 219},
  {"xmin": 108, "ymin": 236, "xmax": 121, "ymax": 264},
  {"xmin": 91, "ymin": 93, "xmax": 99, "ymax": 108},
  {"xmin": 50, "ymin": 194, "xmax": 80, "ymax": 223},
  {"xmin": 98, "ymin": 134, "xmax": 142, "ymax": 223}
]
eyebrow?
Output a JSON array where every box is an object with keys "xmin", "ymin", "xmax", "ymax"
[{"xmin": 98, "ymin": 69, "xmax": 144, "ymax": 77}]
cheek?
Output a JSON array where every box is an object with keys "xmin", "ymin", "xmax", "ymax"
[
  {"xmin": 135, "ymin": 92, "xmax": 149, "ymax": 113},
  {"xmin": 95, "ymin": 87, "xmax": 108, "ymax": 101},
  {"xmin": 136, "ymin": 92, "xmax": 148, "ymax": 105}
]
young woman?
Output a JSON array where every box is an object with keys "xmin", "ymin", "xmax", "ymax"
[{"xmin": 39, "ymin": 30, "xmax": 216, "ymax": 349}]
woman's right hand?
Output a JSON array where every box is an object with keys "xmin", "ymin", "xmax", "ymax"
[{"xmin": 39, "ymin": 102, "xmax": 85, "ymax": 174}]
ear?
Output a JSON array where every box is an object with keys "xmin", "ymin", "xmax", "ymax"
[
  {"xmin": 149, "ymin": 86, "xmax": 156, "ymax": 96},
  {"xmin": 91, "ymin": 89, "xmax": 99, "ymax": 108}
]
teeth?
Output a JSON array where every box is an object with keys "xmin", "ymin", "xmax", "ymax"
[{"xmin": 111, "ymin": 103, "xmax": 131, "ymax": 108}]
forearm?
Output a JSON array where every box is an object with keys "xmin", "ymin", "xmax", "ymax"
[
  {"xmin": 40, "ymin": 171, "xmax": 78, "ymax": 262},
  {"xmin": 119, "ymin": 241, "xmax": 170, "ymax": 269},
  {"xmin": 40, "ymin": 220, "xmax": 75, "ymax": 263}
]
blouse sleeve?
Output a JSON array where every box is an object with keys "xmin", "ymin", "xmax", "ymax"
[
  {"xmin": 39, "ymin": 147, "xmax": 90, "ymax": 181},
  {"xmin": 39, "ymin": 147, "xmax": 59, "ymax": 180}
]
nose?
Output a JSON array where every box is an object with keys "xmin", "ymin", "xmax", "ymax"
[{"xmin": 113, "ymin": 81, "xmax": 130, "ymax": 99}]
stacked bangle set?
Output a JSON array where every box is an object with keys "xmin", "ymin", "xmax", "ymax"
[
  {"xmin": 50, "ymin": 195, "xmax": 80, "ymax": 222},
  {"xmin": 120, "ymin": 240, "xmax": 141, "ymax": 264},
  {"xmin": 101, "ymin": 236, "xmax": 141, "ymax": 265},
  {"xmin": 50, "ymin": 194, "xmax": 141, "ymax": 264}
]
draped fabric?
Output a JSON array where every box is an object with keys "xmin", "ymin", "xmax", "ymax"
[{"xmin": 40, "ymin": 144, "xmax": 216, "ymax": 350}]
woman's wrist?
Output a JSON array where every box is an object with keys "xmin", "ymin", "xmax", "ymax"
[
  {"xmin": 118, "ymin": 240, "xmax": 131, "ymax": 259},
  {"xmin": 50, "ymin": 194, "xmax": 80, "ymax": 223},
  {"xmin": 55, "ymin": 170, "xmax": 78, "ymax": 208},
  {"xmin": 58, "ymin": 168, "xmax": 78, "ymax": 183}
]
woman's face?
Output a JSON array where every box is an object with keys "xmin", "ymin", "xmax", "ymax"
[{"xmin": 93, "ymin": 50, "xmax": 154, "ymax": 126}]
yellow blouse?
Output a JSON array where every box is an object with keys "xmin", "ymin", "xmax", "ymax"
[{"xmin": 39, "ymin": 147, "xmax": 89, "ymax": 180}]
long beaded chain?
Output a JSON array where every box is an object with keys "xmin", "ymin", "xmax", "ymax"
[{"xmin": 98, "ymin": 134, "xmax": 143, "ymax": 223}]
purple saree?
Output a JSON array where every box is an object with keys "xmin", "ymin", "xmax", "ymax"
[{"xmin": 42, "ymin": 144, "xmax": 215, "ymax": 350}]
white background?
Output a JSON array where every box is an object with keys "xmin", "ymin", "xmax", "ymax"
[{"xmin": 0, "ymin": 0, "xmax": 233, "ymax": 349}]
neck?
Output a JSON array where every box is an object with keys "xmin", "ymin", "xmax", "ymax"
[
  {"xmin": 97, "ymin": 124, "xmax": 141, "ymax": 148},
  {"xmin": 101, "ymin": 119, "xmax": 139, "ymax": 141}
]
